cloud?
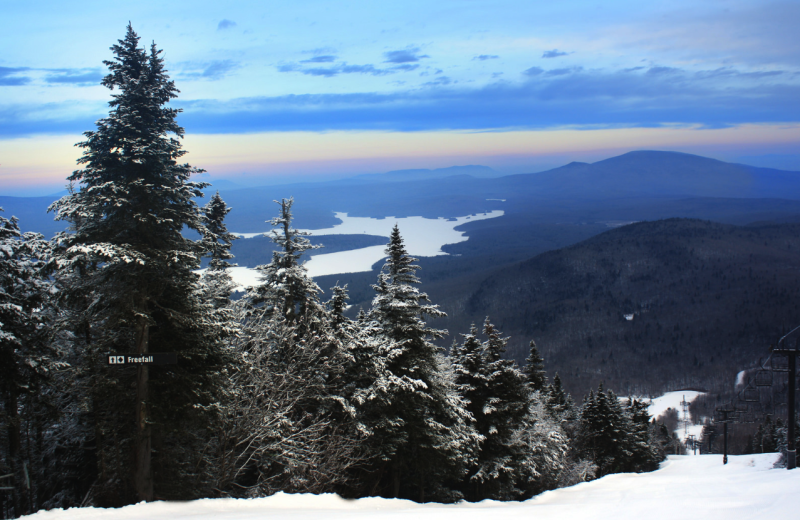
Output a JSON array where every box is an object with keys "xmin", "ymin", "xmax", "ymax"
[
  {"xmin": 647, "ymin": 66, "xmax": 680, "ymax": 75},
  {"xmin": 0, "ymin": 66, "xmax": 31, "ymax": 86},
  {"xmin": 542, "ymin": 49, "xmax": 569, "ymax": 59},
  {"xmin": 172, "ymin": 65, "xmax": 800, "ymax": 133},
  {"xmin": 523, "ymin": 67, "xmax": 543, "ymax": 76},
  {"xmin": 546, "ymin": 67, "xmax": 582, "ymax": 76},
  {"xmin": 5, "ymin": 65, "xmax": 798, "ymax": 136},
  {"xmin": 383, "ymin": 48, "xmax": 428, "ymax": 64},
  {"xmin": 180, "ymin": 60, "xmax": 239, "ymax": 81},
  {"xmin": 422, "ymin": 76, "xmax": 452, "ymax": 87},
  {"xmin": 301, "ymin": 55, "xmax": 337, "ymax": 63},
  {"xmin": 217, "ymin": 19, "xmax": 236, "ymax": 30},
  {"xmin": 277, "ymin": 61, "xmax": 420, "ymax": 77},
  {"xmin": 45, "ymin": 68, "xmax": 103, "ymax": 86},
  {"xmin": 474, "ymin": 55, "xmax": 499, "ymax": 61},
  {"xmin": 392, "ymin": 64, "xmax": 419, "ymax": 72}
]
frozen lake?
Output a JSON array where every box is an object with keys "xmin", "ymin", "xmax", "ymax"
[{"xmin": 227, "ymin": 210, "xmax": 503, "ymax": 286}]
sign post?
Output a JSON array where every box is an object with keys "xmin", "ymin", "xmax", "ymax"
[{"xmin": 106, "ymin": 353, "xmax": 178, "ymax": 366}]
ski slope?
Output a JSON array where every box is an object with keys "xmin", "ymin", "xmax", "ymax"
[{"xmin": 25, "ymin": 454, "xmax": 798, "ymax": 520}]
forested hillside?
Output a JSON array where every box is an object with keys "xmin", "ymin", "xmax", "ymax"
[{"xmin": 430, "ymin": 219, "xmax": 800, "ymax": 396}]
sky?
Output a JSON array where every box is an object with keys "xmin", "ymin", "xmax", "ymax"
[{"xmin": 1, "ymin": 0, "xmax": 799, "ymax": 195}]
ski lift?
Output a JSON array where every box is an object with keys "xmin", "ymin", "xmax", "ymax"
[
  {"xmin": 718, "ymin": 402, "xmax": 736, "ymax": 412},
  {"xmin": 771, "ymin": 354, "xmax": 790, "ymax": 372},
  {"xmin": 742, "ymin": 387, "xmax": 759, "ymax": 402},
  {"xmin": 735, "ymin": 401, "xmax": 749, "ymax": 413},
  {"xmin": 755, "ymin": 369, "xmax": 772, "ymax": 386},
  {"xmin": 714, "ymin": 409, "xmax": 736, "ymax": 422},
  {"xmin": 739, "ymin": 412, "xmax": 756, "ymax": 424}
]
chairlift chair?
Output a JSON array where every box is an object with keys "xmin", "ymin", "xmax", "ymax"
[
  {"xmin": 714, "ymin": 409, "xmax": 736, "ymax": 422},
  {"xmin": 755, "ymin": 369, "xmax": 772, "ymax": 386},
  {"xmin": 718, "ymin": 402, "xmax": 736, "ymax": 412},
  {"xmin": 742, "ymin": 387, "xmax": 759, "ymax": 402},
  {"xmin": 735, "ymin": 401, "xmax": 749, "ymax": 413},
  {"xmin": 771, "ymin": 354, "xmax": 790, "ymax": 372}
]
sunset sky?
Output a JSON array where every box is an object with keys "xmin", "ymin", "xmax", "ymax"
[{"xmin": 2, "ymin": 0, "xmax": 798, "ymax": 195}]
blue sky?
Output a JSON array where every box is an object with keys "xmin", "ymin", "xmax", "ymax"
[{"xmin": 1, "ymin": 0, "xmax": 799, "ymax": 194}]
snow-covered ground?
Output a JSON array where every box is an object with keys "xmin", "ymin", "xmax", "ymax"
[
  {"xmin": 646, "ymin": 390, "xmax": 706, "ymax": 446},
  {"xmin": 225, "ymin": 210, "xmax": 504, "ymax": 285},
  {"xmin": 647, "ymin": 390, "xmax": 704, "ymax": 420},
  {"xmin": 25, "ymin": 454, "xmax": 798, "ymax": 520}
]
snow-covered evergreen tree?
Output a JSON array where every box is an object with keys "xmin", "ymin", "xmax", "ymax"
[
  {"xmin": 522, "ymin": 340, "xmax": 547, "ymax": 392},
  {"xmin": 514, "ymin": 392, "xmax": 573, "ymax": 496},
  {"xmin": 48, "ymin": 25, "xmax": 231, "ymax": 504},
  {"xmin": 223, "ymin": 199, "xmax": 361, "ymax": 496},
  {"xmin": 576, "ymin": 384, "xmax": 664, "ymax": 477},
  {"xmin": 365, "ymin": 225, "xmax": 477, "ymax": 502},
  {"xmin": 452, "ymin": 319, "xmax": 529, "ymax": 501},
  {"xmin": 241, "ymin": 198, "xmax": 323, "ymax": 326},
  {"xmin": 546, "ymin": 373, "xmax": 574, "ymax": 419},
  {"xmin": 200, "ymin": 191, "xmax": 238, "ymax": 309},
  {"xmin": 623, "ymin": 398, "xmax": 662, "ymax": 472},
  {"xmin": 0, "ymin": 211, "xmax": 62, "ymax": 516}
]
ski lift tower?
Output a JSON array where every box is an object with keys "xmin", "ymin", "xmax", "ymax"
[
  {"xmin": 773, "ymin": 331, "xmax": 799, "ymax": 470},
  {"xmin": 680, "ymin": 394, "xmax": 691, "ymax": 440}
]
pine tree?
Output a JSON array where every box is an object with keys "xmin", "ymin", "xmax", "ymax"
[
  {"xmin": 200, "ymin": 191, "xmax": 238, "ymax": 309},
  {"xmin": 623, "ymin": 398, "xmax": 661, "ymax": 472},
  {"xmin": 366, "ymin": 225, "xmax": 477, "ymax": 502},
  {"xmin": 522, "ymin": 340, "xmax": 547, "ymax": 392},
  {"xmin": 577, "ymin": 384, "xmax": 634, "ymax": 477},
  {"xmin": 514, "ymin": 392, "xmax": 571, "ymax": 496},
  {"xmin": 224, "ymin": 199, "xmax": 361, "ymax": 496},
  {"xmin": 0, "ymin": 212, "xmax": 61, "ymax": 516},
  {"xmin": 241, "ymin": 198, "xmax": 323, "ymax": 326},
  {"xmin": 49, "ymin": 25, "xmax": 230, "ymax": 504},
  {"xmin": 452, "ymin": 318, "xmax": 529, "ymax": 501},
  {"xmin": 546, "ymin": 373, "xmax": 573, "ymax": 418}
]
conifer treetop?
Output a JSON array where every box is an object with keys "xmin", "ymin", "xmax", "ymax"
[{"xmin": 52, "ymin": 23, "xmax": 206, "ymax": 253}]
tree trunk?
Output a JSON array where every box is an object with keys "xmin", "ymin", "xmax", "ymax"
[
  {"xmin": 133, "ymin": 316, "xmax": 153, "ymax": 502},
  {"xmin": 392, "ymin": 460, "xmax": 400, "ymax": 498},
  {"xmin": 6, "ymin": 389, "xmax": 27, "ymax": 516}
]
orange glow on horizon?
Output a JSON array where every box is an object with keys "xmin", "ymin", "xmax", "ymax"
[{"xmin": 2, "ymin": 124, "xmax": 799, "ymax": 192}]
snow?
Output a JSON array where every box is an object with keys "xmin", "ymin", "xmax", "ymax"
[
  {"xmin": 736, "ymin": 370, "xmax": 747, "ymax": 387},
  {"xmin": 24, "ymin": 454, "xmax": 799, "ymax": 520},
  {"xmin": 647, "ymin": 390, "xmax": 703, "ymax": 420},
  {"xmin": 645, "ymin": 390, "xmax": 706, "ymax": 445},
  {"xmin": 227, "ymin": 211, "xmax": 504, "ymax": 286}
]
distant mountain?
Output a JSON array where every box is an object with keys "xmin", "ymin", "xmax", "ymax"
[
  {"xmin": 5, "ymin": 150, "xmax": 800, "ymax": 242},
  {"xmin": 431, "ymin": 218, "xmax": 800, "ymax": 397},
  {"xmin": 491, "ymin": 150, "xmax": 800, "ymax": 201},
  {"xmin": 353, "ymin": 165, "xmax": 499, "ymax": 182},
  {"xmin": 0, "ymin": 195, "xmax": 62, "ymax": 238}
]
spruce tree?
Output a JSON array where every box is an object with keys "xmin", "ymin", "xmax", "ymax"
[
  {"xmin": 577, "ymin": 384, "xmax": 633, "ymax": 477},
  {"xmin": 546, "ymin": 373, "xmax": 573, "ymax": 418},
  {"xmin": 522, "ymin": 340, "xmax": 547, "ymax": 392},
  {"xmin": 623, "ymin": 398, "xmax": 661, "ymax": 472},
  {"xmin": 49, "ymin": 25, "xmax": 230, "ymax": 504},
  {"xmin": 366, "ymin": 225, "xmax": 477, "ymax": 502},
  {"xmin": 452, "ymin": 319, "xmax": 529, "ymax": 501},
  {"xmin": 226, "ymin": 199, "xmax": 360, "ymax": 495},
  {"xmin": 241, "ymin": 198, "xmax": 323, "ymax": 326},
  {"xmin": 200, "ymin": 191, "xmax": 238, "ymax": 309},
  {"xmin": 0, "ymin": 212, "xmax": 60, "ymax": 516}
]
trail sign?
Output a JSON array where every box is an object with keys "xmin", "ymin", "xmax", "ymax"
[{"xmin": 106, "ymin": 353, "xmax": 178, "ymax": 366}]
